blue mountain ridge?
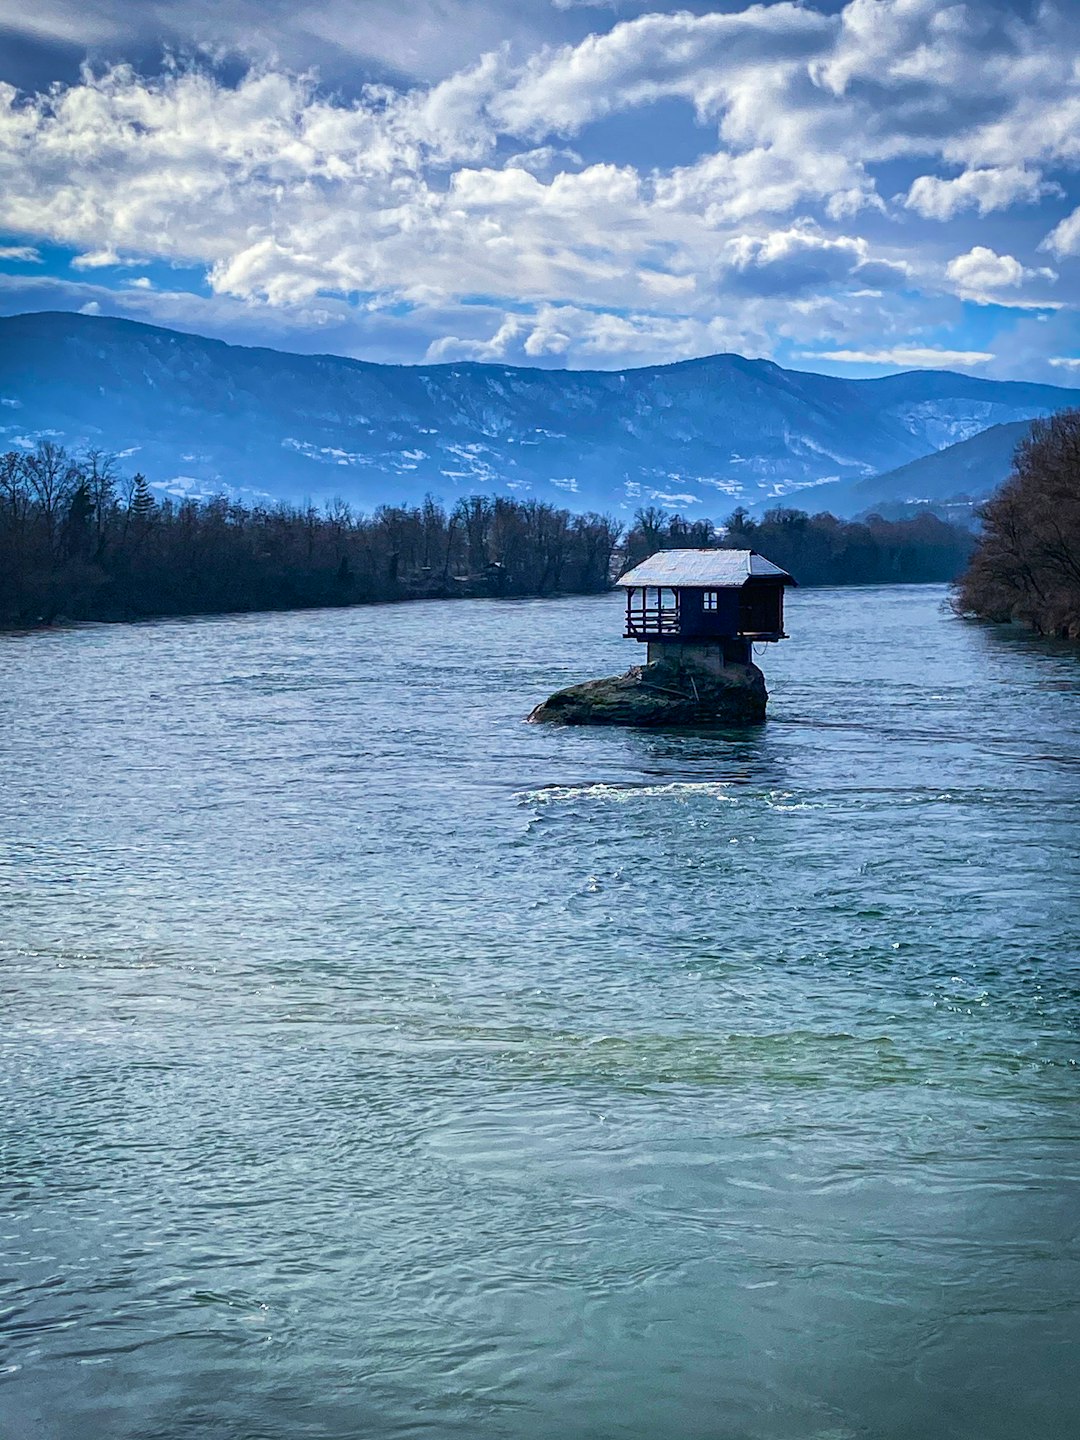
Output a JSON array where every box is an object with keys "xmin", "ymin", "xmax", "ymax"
[
  {"xmin": 808, "ymin": 419, "xmax": 1037, "ymax": 520},
  {"xmin": 0, "ymin": 311, "xmax": 1074, "ymax": 517}
]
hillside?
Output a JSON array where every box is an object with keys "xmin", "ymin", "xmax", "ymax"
[
  {"xmin": 855, "ymin": 419, "xmax": 1031, "ymax": 504},
  {"xmin": 808, "ymin": 420, "xmax": 1036, "ymax": 518},
  {"xmin": 0, "ymin": 311, "xmax": 1075, "ymax": 516}
]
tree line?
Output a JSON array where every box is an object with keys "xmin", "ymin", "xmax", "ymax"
[
  {"xmin": 624, "ymin": 503, "xmax": 976, "ymax": 587},
  {"xmin": 0, "ymin": 444, "xmax": 622, "ymax": 623},
  {"xmin": 1, "ymin": 441, "xmax": 978, "ymax": 626},
  {"xmin": 955, "ymin": 409, "xmax": 1080, "ymax": 640}
]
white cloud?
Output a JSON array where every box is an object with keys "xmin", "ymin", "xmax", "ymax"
[
  {"xmin": 814, "ymin": 0, "xmax": 1006, "ymax": 99},
  {"xmin": 491, "ymin": 5, "xmax": 833, "ymax": 135},
  {"xmin": 71, "ymin": 249, "xmax": 125, "ymax": 270},
  {"xmin": 724, "ymin": 226, "xmax": 909, "ymax": 295},
  {"xmin": 1042, "ymin": 206, "xmax": 1080, "ymax": 260},
  {"xmin": 505, "ymin": 145, "xmax": 583, "ymax": 176},
  {"xmin": 0, "ymin": 0, "xmax": 556, "ymax": 85},
  {"xmin": 807, "ymin": 347, "xmax": 995, "ymax": 369},
  {"xmin": 0, "ymin": 245, "xmax": 41, "ymax": 262},
  {"xmin": 2, "ymin": 0, "xmax": 1080, "ymax": 371},
  {"xmin": 426, "ymin": 302, "xmax": 753, "ymax": 366},
  {"xmin": 944, "ymin": 246, "xmax": 1057, "ymax": 305},
  {"xmin": 1049, "ymin": 356, "xmax": 1080, "ymax": 371},
  {"xmin": 0, "ymin": 56, "xmax": 918, "ymax": 322},
  {"xmin": 0, "ymin": 0, "xmax": 121, "ymax": 47},
  {"xmin": 654, "ymin": 147, "xmax": 879, "ymax": 226},
  {"xmin": 905, "ymin": 167, "xmax": 1058, "ymax": 221}
]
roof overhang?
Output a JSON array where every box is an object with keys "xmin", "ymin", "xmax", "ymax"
[{"xmin": 617, "ymin": 549, "xmax": 796, "ymax": 588}]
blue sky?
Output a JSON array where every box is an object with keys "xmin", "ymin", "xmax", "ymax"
[{"xmin": 2, "ymin": 0, "xmax": 1080, "ymax": 382}]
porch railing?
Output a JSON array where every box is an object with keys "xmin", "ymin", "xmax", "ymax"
[{"xmin": 625, "ymin": 602, "xmax": 681, "ymax": 637}]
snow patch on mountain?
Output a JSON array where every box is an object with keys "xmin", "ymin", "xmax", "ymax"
[
  {"xmin": 283, "ymin": 437, "xmax": 375, "ymax": 467},
  {"xmin": 891, "ymin": 400, "xmax": 1026, "ymax": 450}
]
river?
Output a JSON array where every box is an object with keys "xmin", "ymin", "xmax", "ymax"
[{"xmin": 1, "ymin": 584, "xmax": 1078, "ymax": 1440}]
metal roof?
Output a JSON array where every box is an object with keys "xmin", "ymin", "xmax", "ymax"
[{"xmin": 616, "ymin": 549, "xmax": 795, "ymax": 588}]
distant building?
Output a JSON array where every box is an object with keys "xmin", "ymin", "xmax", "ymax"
[{"xmin": 617, "ymin": 549, "xmax": 795, "ymax": 671}]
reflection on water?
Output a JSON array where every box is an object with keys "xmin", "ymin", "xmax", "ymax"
[{"xmin": 1, "ymin": 585, "xmax": 1079, "ymax": 1440}]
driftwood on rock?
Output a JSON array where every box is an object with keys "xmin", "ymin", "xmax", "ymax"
[{"xmin": 528, "ymin": 657, "xmax": 768, "ymax": 727}]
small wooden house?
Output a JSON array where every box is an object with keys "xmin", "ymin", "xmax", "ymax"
[{"xmin": 617, "ymin": 549, "xmax": 795, "ymax": 670}]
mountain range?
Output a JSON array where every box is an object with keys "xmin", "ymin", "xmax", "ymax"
[{"xmin": 0, "ymin": 311, "xmax": 1074, "ymax": 518}]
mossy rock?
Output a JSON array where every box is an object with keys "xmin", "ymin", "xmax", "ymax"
[{"xmin": 528, "ymin": 658, "xmax": 768, "ymax": 727}]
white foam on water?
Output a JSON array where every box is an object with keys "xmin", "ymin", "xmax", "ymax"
[{"xmin": 517, "ymin": 781, "xmax": 740, "ymax": 805}]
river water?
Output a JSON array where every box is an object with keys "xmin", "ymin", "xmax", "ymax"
[{"xmin": 1, "ymin": 585, "xmax": 1078, "ymax": 1440}]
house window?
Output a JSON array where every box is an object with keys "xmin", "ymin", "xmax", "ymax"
[{"xmin": 703, "ymin": 590, "xmax": 719, "ymax": 612}]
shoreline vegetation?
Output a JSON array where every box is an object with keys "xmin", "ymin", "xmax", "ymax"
[
  {"xmin": 955, "ymin": 410, "xmax": 1080, "ymax": 640},
  {"xmin": 3, "ymin": 442, "xmax": 976, "ymax": 627}
]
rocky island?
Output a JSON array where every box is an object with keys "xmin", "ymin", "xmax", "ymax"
[{"xmin": 529, "ymin": 655, "xmax": 768, "ymax": 727}]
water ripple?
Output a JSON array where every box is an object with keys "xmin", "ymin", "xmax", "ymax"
[{"xmin": 1, "ymin": 587, "xmax": 1079, "ymax": 1440}]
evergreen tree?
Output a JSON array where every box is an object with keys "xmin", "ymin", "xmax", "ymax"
[
  {"xmin": 129, "ymin": 473, "xmax": 156, "ymax": 520},
  {"xmin": 63, "ymin": 480, "xmax": 94, "ymax": 559}
]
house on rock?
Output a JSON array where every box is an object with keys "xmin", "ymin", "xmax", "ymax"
[
  {"xmin": 618, "ymin": 549, "xmax": 795, "ymax": 670},
  {"xmin": 529, "ymin": 548, "xmax": 796, "ymax": 728}
]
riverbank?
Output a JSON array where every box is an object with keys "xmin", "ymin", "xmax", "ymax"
[
  {"xmin": 3, "ymin": 445, "xmax": 976, "ymax": 628},
  {"xmin": 4, "ymin": 570, "xmax": 981, "ymax": 632}
]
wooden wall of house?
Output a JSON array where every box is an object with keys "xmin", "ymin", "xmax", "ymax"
[{"xmin": 679, "ymin": 588, "xmax": 741, "ymax": 637}]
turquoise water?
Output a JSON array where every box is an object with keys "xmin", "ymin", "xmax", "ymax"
[{"xmin": 1, "ymin": 585, "xmax": 1078, "ymax": 1440}]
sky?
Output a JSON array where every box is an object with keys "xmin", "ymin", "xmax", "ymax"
[{"xmin": 2, "ymin": 0, "xmax": 1080, "ymax": 381}]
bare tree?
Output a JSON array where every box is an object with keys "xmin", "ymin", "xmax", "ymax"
[
  {"xmin": 957, "ymin": 410, "xmax": 1080, "ymax": 636},
  {"xmin": 22, "ymin": 442, "xmax": 80, "ymax": 553}
]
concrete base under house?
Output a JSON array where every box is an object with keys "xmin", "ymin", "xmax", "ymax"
[{"xmin": 645, "ymin": 638, "xmax": 753, "ymax": 671}]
